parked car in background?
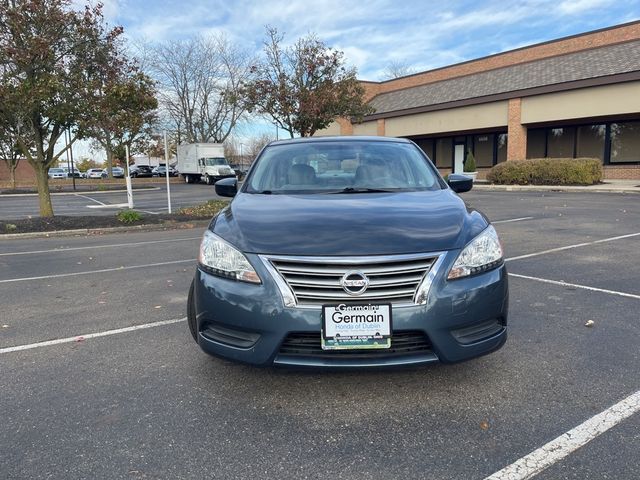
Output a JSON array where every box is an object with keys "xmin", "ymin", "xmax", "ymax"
[
  {"xmin": 86, "ymin": 168, "xmax": 104, "ymax": 179},
  {"xmin": 152, "ymin": 165, "xmax": 178, "ymax": 177},
  {"xmin": 188, "ymin": 136, "xmax": 508, "ymax": 368},
  {"xmin": 48, "ymin": 167, "xmax": 67, "ymax": 179},
  {"xmin": 102, "ymin": 167, "xmax": 125, "ymax": 178},
  {"xmin": 67, "ymin": 168, "xmax": 84, "ymax": 178},
  {"xmin": 129, "ymin": 165, "xmax": 154, "ymax": 178}
]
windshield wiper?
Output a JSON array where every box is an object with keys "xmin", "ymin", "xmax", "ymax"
[{"xmin": 327, "ymin": 187, "xmax": 395, "ymax": 194}]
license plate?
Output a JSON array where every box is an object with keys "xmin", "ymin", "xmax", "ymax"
[{"xmin": 321, "ymin": 304, "xmax": 392, "ymax": 350}]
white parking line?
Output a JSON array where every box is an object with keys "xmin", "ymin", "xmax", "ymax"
[
  {"xmin": 86, "ymin": 203, "xmax": 129, "ymax": 209},
  {"xmin": 484, "ymin": 389, "xmax": 640, "ymax": 480},
  {"xmin": 508, "ymin": 273, "xmax": 640, "ymax": 300},
  {"xmin": 74, "ymin": 193, "xmax": 107, "ymax": 206},
  {"xmin": 0, "ymin": 258, "xmax": 196, "ymax": 284},
  {"xmin": 506, "ymin": 232, "xmax": 640, "ymax": 262},
  {"xmin": 0, "ymin": 236, "xmax": 201, "ymax": 257},
  {"xmin": 0, "ymin": 317, "xmax": 187, "ymax": 354},
  {"xmin": 493, "ymin": 217, "xmax": 534, "ymax": 224}
]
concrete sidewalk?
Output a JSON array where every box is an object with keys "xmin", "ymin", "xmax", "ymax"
[{"xmin": 473, "ymin": 179, "xmax": 640, "ymax": 194}]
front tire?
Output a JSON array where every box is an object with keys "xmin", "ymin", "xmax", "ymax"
[{"xmin": 187, "ymin": 280, "xmax": 198, "ymax": 342}]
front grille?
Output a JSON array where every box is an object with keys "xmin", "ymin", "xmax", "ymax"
[
  {"xmin": 278, "ymin": 331, "xmax": 432, "ymax": 359},
  {"xmin": 267, "ymin": 254, "xmax": 438, "ymax": 307}
]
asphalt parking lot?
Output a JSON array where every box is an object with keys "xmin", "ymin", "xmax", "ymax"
[
  {"xmin": 0, "ymin": 183, "xmax": 221, "ymax": 219},
  {"xmin": 1, "ymin": 190, "xmax": 638, "ymax": 480}
]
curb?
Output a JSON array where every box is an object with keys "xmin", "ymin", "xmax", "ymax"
[
  {"xmin": 0, "ymin": 220, "xmax": 210, "ymax": 240},
  {"xmin": 0, "ymin": 186, "xmax": 162, "ymax": 197},
  {"xmin": 473, "ymin": 184, "xmax": 640, "ymax": 194}
]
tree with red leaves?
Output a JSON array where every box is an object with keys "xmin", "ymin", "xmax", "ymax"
[
  {"xmin": 0, "ymin": 0, "xmax": 156, "ymax": 216},
  {"xmin": 243, "ymin": 27, "xmax": 374, "ymax": 139}
]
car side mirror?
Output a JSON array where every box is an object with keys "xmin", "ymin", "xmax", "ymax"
[
  {"xmin": 447, "ymin": 174, "xmax": 473, "ymax": 194},
  {"xmin": 215, "ymin": 177, "xmax": 237, "ymax": 197}
]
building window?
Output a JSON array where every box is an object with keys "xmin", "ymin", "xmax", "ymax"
[
  {"xmin": 415, "ymin": 139, "xmax": 435, "ymax": 163},
  {"xmin": 576, "ymin": 124, "xmax": 605, "ymax": 162},
  {"xmin": 496, "ymin": 134, "xmax": 508, "ymax": 163},
  {"xmin": 435, "ymin": 138, "xmax": 452, "ymax": 168},
  {"xmin": 610, "ymin": 121, "xmax": 640, "ymax": 163},
  {"xmin": 547, "ymin": 127, "xmax": 575, "ymax": 158},
  {"xmin": 473, "ymin": 134, "xmax": 494, "ymax": 167},
  {"xmin": 527, "ymin": 129, "xmax": 546, "ymax": 158}
]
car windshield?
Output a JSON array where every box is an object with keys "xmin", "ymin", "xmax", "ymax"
[
  {"xmin": 49, "ymin": 168, "xmax": 64, "ymax": 173},
  {"xmin": 245, "ymin": 141, "xmax": 443, "ymax": 194},
  {"xmin": 204, "ymin": 158, "xmax": 227, "ymax": 166}
]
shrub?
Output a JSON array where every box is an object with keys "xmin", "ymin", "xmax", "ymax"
[
  {"xmin": 464, "ymin": 150, "xmax": 476, "ymax": 173},
  {"xmin": 486, "ymin": 158, "xmax": 602, "ymax": 185},
  {"xmin": 117, "ymin": 209, "xmax": 143, "ymax": 224},
  {"xmin": 4, "ymin": 223, "xmax": 17, "ymax": 232}
]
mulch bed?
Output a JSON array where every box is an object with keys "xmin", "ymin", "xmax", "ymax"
[{"xmin": 1, "ymin": 214, "xmax": 210, "ymax": 234}]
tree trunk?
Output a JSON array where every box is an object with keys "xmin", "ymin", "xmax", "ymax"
[
  {"xmin": 9, "ymin": 164, "xmax": 17, "ymax": 190},
  {"xmin": 34, "ymin": 162, "xmax": 54, "ymax": 217}
]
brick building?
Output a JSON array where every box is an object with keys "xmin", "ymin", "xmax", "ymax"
[
  {"xmin": 0, "ymin": 160, "xmax": 36, "ymax": 184},
  {"xmin": 317, "ymin": 21, "xmax": 640, "ymax": 180}
]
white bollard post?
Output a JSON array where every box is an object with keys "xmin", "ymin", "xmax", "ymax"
[
  {"xmin": 164, "ymin": 131, "xmax": 172, "ymax": 214},
  {"xmin": 125, "ymin": 145, "xmax": 134, "ymax": 209}
]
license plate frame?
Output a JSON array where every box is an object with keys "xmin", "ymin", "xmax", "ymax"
[{"xmin": 321, "ymin": 303, "xmax": 392, "ymax": 350}]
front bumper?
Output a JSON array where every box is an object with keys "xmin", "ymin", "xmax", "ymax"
[{"xmin": 192, "ymin": 251, "xmax": 508, "ymax": 368}]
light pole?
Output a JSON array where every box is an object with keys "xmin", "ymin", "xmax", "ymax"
[
  {"xmin": 64, "ymin": 129, "xmax": 76, "ymax": 191},
  {"xmin": 239, "ymin": 143, "xmax": 245, "ymax": 173}
]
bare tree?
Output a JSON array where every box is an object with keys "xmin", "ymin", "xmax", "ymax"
[
  {"xmin": 148, "ymin": 35, "xmax": 252, "ymax": 144},
  {"xmin": 247, "ymin": 133, "xmax": 274, "ymax": 158},
  {"xmin": 223, "ymin": 132, "xmax": 273, "ymax": 169},
  {"xmin": 381, "ymin": 60, "xmax": 417, "ymax": 80}
]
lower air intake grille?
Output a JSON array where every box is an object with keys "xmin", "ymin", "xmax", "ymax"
[{"xmin": 278, "ymin": 331, "xmax": 432, "ymax": 359}]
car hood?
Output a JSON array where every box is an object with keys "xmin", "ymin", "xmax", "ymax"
[{"xmin": 211, "ymin": 190, "xmax": 488, "ymax": 256}]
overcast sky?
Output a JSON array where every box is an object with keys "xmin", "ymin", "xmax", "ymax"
[{"xmin": 74, "ymin": 0, "xmax": 639, "ymax": 159}]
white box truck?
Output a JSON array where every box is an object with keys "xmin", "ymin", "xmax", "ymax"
[{"xmin": 176, "ymin": 143, "xmax": 236, "ymax": 185}]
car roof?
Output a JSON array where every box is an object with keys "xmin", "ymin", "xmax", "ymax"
[{"xmin": 267, "ymin": 135, "xmax": 412, "ymax": 147}]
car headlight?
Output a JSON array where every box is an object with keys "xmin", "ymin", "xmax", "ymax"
[
  {"xmin": 198, "ymin": 230, "xmax": 261, "ymax": 284},
  {"xmin": 448, "ymin": 225, "xmax": 503, "ymax": 280}
]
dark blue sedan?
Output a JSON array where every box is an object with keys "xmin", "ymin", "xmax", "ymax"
[{"xmin": 188, "ymin": 136, "xmax": 508, "ymax": 368}]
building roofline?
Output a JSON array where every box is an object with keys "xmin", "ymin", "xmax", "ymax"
[
  {"xmin": 365, "ymin": 38, "xmax": 640, "ymax": 104},
  {"xmin": 361, "ymin": 72, "xmax": 640, "ymax": 122},
  {"xmin": 361, "ymin": 19, "xmax": 640, "ymax": 85}
]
